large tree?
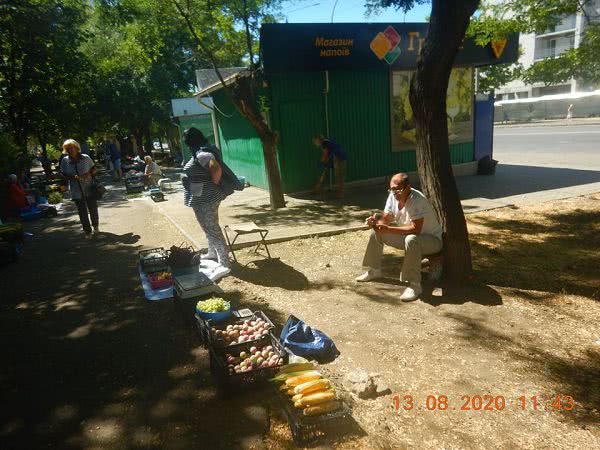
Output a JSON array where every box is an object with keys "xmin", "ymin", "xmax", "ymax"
[
  {"xmin": 367, "ymin": 0, "xmax": 479, "ymax": 281},
  {"xmin": 0, "ymin": 0, "xmax": 89, "ymax": 151},
  {"xmin": 82, "ymin": 0, "xmax": 200, "ymax": 153},
  {"xmin": 168, "ymin": 0, "xmax": 286, "ymax": 209}
]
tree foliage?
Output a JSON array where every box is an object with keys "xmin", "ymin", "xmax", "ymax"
[
  {"xmin": 0, "ymin": 0, "xmax": 228, "ymax": 159},
  {"xmin": 0, "ymin": 0, "xmax": 90, "ymax": 149},
  {"xmin": 470, "ymin": 0, "xmax": 600, "ymax": 90},
  {"xmin": 167, "ymin": 0, "xmax": 287, "ymax": 208},
  {"xmin": 80, "ymin": 0, "xmax": 203, "ymax": 150}
]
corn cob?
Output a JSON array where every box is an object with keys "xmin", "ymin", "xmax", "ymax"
[
  {"xmin": 270, "ymin": 369, "xmax": 316, "ymax": 383},
  {"xmin": 303, "ymin": 400, "xmax": 341, "ymax": 416},
  {"xmin": 286, "ymin": 387, "xmax": 296, "ymax": 396},
  {"xmin": 275, "ymin": 362, "xmax": 314, "ymax": 375},
  {"xmin": 284, "ymin": 371, "xmax": 321, "ymax": 387},
  {"xmin": 292, "ymin": 393, "xmax": 303, "ymax": 402},
  {"xmin": 297, "ymin": 391, "xmax": 335, "ymax": 407},
  {"xmin": 294, "ymin": 378, "xmax": 330, "ymax": 395}
]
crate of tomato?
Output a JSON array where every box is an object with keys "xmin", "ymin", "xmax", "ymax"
[{"xmin": 147, "ymin": 271, "xmax": 173, "ymax": 290}]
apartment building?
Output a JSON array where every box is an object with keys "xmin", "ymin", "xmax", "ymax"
[{"xmin": 494, "ymin": 0, "xmax": 600, "ymax": 100}]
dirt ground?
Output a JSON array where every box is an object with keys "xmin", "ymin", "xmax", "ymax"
[
  {"xmin": 1, "ymin": 191, "xmax": 599, "ymax": 450},
  {"xmin": 221, "ymin": 194, "xmax": 600, "ymax": 450}
]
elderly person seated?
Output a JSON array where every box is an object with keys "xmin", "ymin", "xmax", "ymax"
[
  {"xmin": 143, "ymin": 156, "xmax": 162, "ymax": 188},
  {"xmin": 356, "ymin": 173, "xmax": 443, "ymax": 302},
  {"xmin": 6, "ymin": 174, "xmax": 31, "ymax": 217}
]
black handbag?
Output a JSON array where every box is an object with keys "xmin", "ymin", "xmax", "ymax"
[
  {"xmin": 91, "ymin": 177, "xmax": 107, "ymax": 200},
  {"xmin": 193, "ymin": 146, "xmax": 244, "ymax": 198}
]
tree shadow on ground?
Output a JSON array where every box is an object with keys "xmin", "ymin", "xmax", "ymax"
[
  {"xmin": 445, "ymin": 312, "xmax": 600, "ymax": 426},
  {"xmin": 469, "ymin": 203, "xmax": 600, "ymax": 300},
  {"xmin": 230, "ymin": 201, "xmax": 368, "ymax": 229},
  {"xmin": 376, "ymin": 253, "xmax": 503, "ymax": 307},
  {"xmin": 421, "ymin": 281, "xmax": 503, "ymax": 307},
  {"xmin": 0, "ymin": 220, "xmax": 292, "ymax": 449},
  {"xmin": 455, "ymin": 165, "xmax": 600, "ymax": 201},
  {"xmin": 282, "ymin": 165, "xmax": 600, "ymax": 213},
  {"xmin": 231, "ymin": 258, "xmax": 309, "ymax": 291}
]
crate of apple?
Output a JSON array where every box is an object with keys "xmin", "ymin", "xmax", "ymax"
[
  {"xmin": 212, "ymin": 317, "xmax": 273, "ymax": 347},
  {"xmin": 226, "ymin": 345, "xmax": 284, "ymax": 374}
]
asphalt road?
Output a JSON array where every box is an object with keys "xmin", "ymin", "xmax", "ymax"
[{"xmin": 494, "ymin": 124, "xmax": 600, "ymax": 169}]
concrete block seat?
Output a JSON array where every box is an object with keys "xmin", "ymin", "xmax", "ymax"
[{"xmin": 422, "ymin": 249, "xmax": 443, "ymax": 281}]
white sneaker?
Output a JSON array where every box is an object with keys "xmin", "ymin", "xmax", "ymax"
[
  {"xmin": 400, "ymin": 283, "xmax": 422, "ymax": 302},
  {"xmin": 355, "ymin": 268, "xmax": 382, "ymax": 282}
]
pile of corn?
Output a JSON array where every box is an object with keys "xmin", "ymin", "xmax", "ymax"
[{"xmin": 272, "ymin": 363, "xmax": 340, "ymax": 416}]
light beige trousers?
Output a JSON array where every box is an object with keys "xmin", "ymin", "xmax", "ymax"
[{"xmin": 361, "ymin": 230, "xmax": 442, "ymax": 284}]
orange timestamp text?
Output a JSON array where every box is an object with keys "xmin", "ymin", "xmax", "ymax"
[{"xmin": 392, "ymin": 394, "xmax": 575, "ymax": 412}]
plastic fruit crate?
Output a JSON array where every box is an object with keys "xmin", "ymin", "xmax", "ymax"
[
  {"xmin": 139, "ymin": 248, "xmax": 169, "ymax": 273},
  {"xmin": 197, "ymin": 311, "xmax": 275, "ymax": 353},
  {"xmin": 209, "ymin": 333, "xmax": 287, "ymax": 394},
  {"xmin": 147, "ymin": 272, "xmax": 173, "ymax": 290}
]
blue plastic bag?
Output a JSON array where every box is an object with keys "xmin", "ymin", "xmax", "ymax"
[{"xmin": 280, "ymin": 315, "xmax": 340, "ymax": 363}]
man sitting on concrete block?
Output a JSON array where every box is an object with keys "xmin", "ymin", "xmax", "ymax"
[{"xmin": 356, "ymin": 173, "xmax": 443, "ymax": 302}]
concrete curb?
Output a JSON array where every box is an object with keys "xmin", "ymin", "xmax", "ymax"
[{"xmin": 495, "ymin": 119, "xmax": 600, "ymax": 129}]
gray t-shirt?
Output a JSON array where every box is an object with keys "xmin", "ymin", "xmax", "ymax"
[{"xmin": 60, "ymin": 154, "xmax": 95, "ymax": 200}]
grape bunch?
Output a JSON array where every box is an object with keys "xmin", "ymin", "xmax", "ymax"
[{"xmin": 196, "ymin": 297, "xmax": 230, "ymax": 313}]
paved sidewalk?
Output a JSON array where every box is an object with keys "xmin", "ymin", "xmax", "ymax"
[{"xmin": 127, "ymin": 162, "xmax": 600, "ymax": 251}]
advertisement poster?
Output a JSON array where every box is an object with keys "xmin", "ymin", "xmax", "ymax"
[{"xmin": 391, "ymin": 67, "xmax": 473, "ymax": 151}]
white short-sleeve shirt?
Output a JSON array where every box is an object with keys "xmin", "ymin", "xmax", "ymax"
[{"xmin": 384, "ymin": 188, "xmax": 443, "ymax": 240}]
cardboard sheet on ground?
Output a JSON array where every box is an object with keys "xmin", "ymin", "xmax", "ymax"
[{"xmin": 139, "ymin": 259, "xmax": 231, "ymax": 301}]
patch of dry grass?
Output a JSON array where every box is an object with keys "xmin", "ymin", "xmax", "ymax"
[{"xmin": 469, "ymin": 194, "xmax": 600, "ymax": 299}]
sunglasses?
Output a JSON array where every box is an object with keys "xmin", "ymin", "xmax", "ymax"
[{"xmin": 388, "ymin": 185, "xmax": 408, "ymax": 194}]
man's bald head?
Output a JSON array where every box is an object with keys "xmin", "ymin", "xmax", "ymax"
[{"xmin": 390, "ymin": 173, "xmax": 410, "ymax": 188}]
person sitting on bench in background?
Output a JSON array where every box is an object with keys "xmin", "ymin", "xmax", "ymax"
[{"xmin": 356, "ymin": 173, "xmax": 443, "ymax": 302}]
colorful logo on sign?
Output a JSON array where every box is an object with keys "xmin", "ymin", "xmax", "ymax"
[
  {"xmin": 370, "ymin": 26, "xmax": 401, "ymax": 64},
  {"xmin": 491, "ymin": 38, "xmax": 508, "ymax": 59}
]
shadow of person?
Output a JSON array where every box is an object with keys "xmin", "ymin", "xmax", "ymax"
[
  {"xmin": 232, "ymin": 258, "xmax": 309, "ymax": 291},
  {"xmin": 420, "ymin": 280, "xmax": 503, "ymax": 307},
  {"xmin": 96, "ymin": 232, "xmax": 141, "ymax": 245}
]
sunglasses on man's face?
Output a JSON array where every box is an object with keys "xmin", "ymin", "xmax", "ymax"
[{"xmin": 388, "ymin": 185, "xmax": 408, "ymax": 194}]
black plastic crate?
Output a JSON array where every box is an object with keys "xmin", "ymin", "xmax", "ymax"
[
  {"xmin": 272, "ymin": 383, "xmax": 352, "ymax": 446},
  {"xmin": 125, "ymin": 176, "xmax": 145, "ymax": 194},
  {"xmin": 210, "ymin": 333, "xmax": 287, "ymax": 394},
  {"xmin": 197, "ymin": 310, "xmax": 275, "ymax": 353},
  {"xmin": 139, "ymin": 248, "xmax": 169, "ymax": 273}
]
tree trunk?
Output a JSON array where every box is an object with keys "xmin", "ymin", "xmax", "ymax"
[
  {"xmin": 170, "ymin": 0, "xmax": 285, "ymax": 209},
  {"xmin": 143, "ymin": 129, "xmax": 153, "ymax": 157},
  {"xmin": 409, "ymin": 0, "xmax": 479, "ymax": 281},
  {"xmin": 157, "ymin": 135, "xmax": 164, "ymax": 154},
  {"xmin": 231, "ymin": 78, "xmax": 285, "ymax": 209}
]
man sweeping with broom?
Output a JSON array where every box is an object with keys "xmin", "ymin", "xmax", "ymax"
[{"xmin": 312, "ymin": 135, "xmax": 347, "ymax": 199}]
